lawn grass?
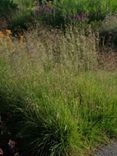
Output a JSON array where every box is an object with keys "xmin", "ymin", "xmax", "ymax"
[{"xmin": 0, "ymin": 26, "xmax": 117, "ymax": 155}]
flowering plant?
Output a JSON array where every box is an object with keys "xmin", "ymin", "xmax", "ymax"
[{"xmin": 34, "ymin": 1, "xmax": 87, "ymax": 27}]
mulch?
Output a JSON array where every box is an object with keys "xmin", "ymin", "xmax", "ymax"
[{"xmin": 0, "ymin": 113, "xmax": 20, "ymax": 156}]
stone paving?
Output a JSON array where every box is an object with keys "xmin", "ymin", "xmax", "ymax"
[{"xmin": 95, "ymin": 142, "xmax": 117, "ymax": 156}]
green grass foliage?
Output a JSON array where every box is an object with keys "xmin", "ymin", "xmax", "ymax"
[{"xmin": 0, "ymin": 27, "xmax": 117, "ymax": 155}]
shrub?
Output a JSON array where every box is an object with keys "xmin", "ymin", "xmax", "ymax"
[
  {"xmin": 9, "ymin": 10, "xmax": 33, "ymax": 31},
  {"xmin": 9, "ymin": 0, "xmax": 34, "ymax": 31},
  {"xmin": 0, "ymin": 0, "xmax": 17, "ymax": 19},
  {"xmin": 34, "ymin": 0, "xmax": 117, "ymax": 27}
]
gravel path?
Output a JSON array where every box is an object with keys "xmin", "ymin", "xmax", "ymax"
[{"xmin": 95, "ymin": 142, "xmax": 117, "ymax": 156}]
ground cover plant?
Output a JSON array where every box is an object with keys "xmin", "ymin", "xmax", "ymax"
[{"xmin": 0, "ymin": 25, "xmax": 117, "ymax": 156}]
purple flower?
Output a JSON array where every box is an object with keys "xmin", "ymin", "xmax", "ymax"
[
  {"xmin": 34, "ymin": 4, "xmax": 56, "ymax": 17},
  {"xmin": 64, "ymin": 12, "xmax": 87, "ymax": 23}
]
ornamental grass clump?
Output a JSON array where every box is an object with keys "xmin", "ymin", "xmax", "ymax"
[
  {"xmin": 18, "ymin": 94, "xmax": 81, "ymax": 156},
  {"xmin": 0, "ymin": 25, "xmax": 117, "ymax": 156}
]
